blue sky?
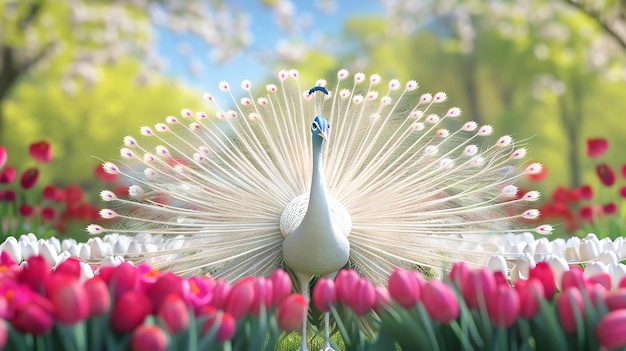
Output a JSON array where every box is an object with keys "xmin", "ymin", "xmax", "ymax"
[{"xmin": 155, "ymin": 1, "xmax": 382, "ymax": 91}]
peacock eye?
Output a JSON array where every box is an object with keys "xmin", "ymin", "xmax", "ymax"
[{"xmin": 311, "ymin": 121, "xmax": 319, "ymax": 131}]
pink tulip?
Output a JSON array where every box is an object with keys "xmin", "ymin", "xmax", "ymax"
[
  {"xmin": 374, "ymin": 286, "xmax": 392, "ymax": 314},
  {"xmin": 561, "ymin": 269, "xmax": 586, "ymax": 291},
  {"xmin": 0, "ymin": 146, "xmax": 6, "ymax": 169},
  {"xmin": 251, "ymin": 277, "xmax": 274, "ymax": 315},
  {"xmin": 461, "ymin": 268, "xmax": 496, "ymax": 310},
  {"xmin": 449, "ymin": 261, "xmax": 471, "ymax": 288},
  {"xmin": 596, "ymin": 309, "xmax": 626, "ymax": 349},
  {"xmin": 587, "ymin": 273, "xmax": 611, "ymax": 291},
  {"xmin": 335, "ymin": 269, "xmax": 361, "ymax": 305},
  {"xmin": 528, "ymin": 262, "xmax": 556, "ymax": 300},
  {"xmin": 312, "ymin": 278, "xmax": 337, "ymax": 313},
  {"xmin": 110, "ymin": 291, "xmax": 153, "ymax": 333},
  {"xmin": 224, "ymin": 277, "xmax": 256, "ymax": 320},
  {"xmin": 131, "ymin": 324, "xmax": 167, "ymax": 351},
  {"xmin": 277, "ymin": 293, "xmax": 308, "ymax": 333},
  {"xmin": 210, "ymin": 280, "xmax": 232, "ymax": 310},
  {"xmin": 0, "ymin": 166, "xmax": 15, "ymax": 184},
  {"xmin": 557, "ymin": 288, "xmax": 584, "ymax": 334},
  {"xmin": 605, "ymin": 290, "xmax": 626, "ymax": 311},
  {"xmin": 46, "ymin": 274, "xmax": 89, "ymax": 324},
  {"xmin": 0, "ymin": 320, "xmax": 6, "ymax": 350},
  {"xmin": 202, "ymin": 311, "xmax": 236, "ymax": 343},
  {"xmin": 422, "ymin": 279, "xmax": 459, "ymax": 323},
  {"xmin": 488, "ymin": 285, "xmax": 520, "ymax": 328},
  {"xmin": 84, "ymin": 277, "xmax": 111, "ymax": 317},
  {"xmin": 349, "ymin": 278, "xmax": 376, "ymax": 316},
  {"xmin": 55, "ymin": 257, "xmax": 82, "ymax": 279},
  {"xmin": 158, "ymin": 293, "xmax": 189, "ymax": 334},
  {"xmin": 147, "ymin": 272, "xmax": 184, "ymax": 312},
  {"xmin": 10, "ymin": 301, "xmax": 54, "ymax": 335},
  {"xmin": 514, "ymin": 279, "xmax": 544, "ymax": 319},
  {"xmin": 183, "ymin": 276, "xmax": 214, "ymax": 309},
  {"xmin": 388, "ymin": 268, "xmax": 421, "ymax": 309},
  {"xmin": 110, "ymin": 262, "xmax": 140, "ymax": 299},
  {"xmin": 19, "ymin": 256, "xmax": 49, "ymax": 291},
  {"xmin": 28, "ymin": 141, "xmax": 53, "ymax": 163},
  {"xmin": 270, "ymin": 269, "xmax": 292, "ymax": 305}
]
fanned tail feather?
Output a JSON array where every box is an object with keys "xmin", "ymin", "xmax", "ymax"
[{"xmin": 94, "ymin": 69, "xmax": 548, "ymax": 283}]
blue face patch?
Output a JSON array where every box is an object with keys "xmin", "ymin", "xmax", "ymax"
[{"xmin": 311, "ymin": 115, "xmax": 330, "ymax": 139}]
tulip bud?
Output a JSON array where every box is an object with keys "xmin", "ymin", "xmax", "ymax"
[
  {"xmin": 514, "ymin": 279, "xmax": 544, "ymax": 319},
  {"xmin": 349, "ymin": 278, "xmax": 376, "ymax": 316},
  {"xmin": 110, "ymin": 291, "xmax": 152, "ymax": 333},
  {"xmin": 557, "ymin": 288, "xmax": 584, "ymax": 334},
  {"xmin": 46, "ymin": 274, "xmax": 89, "ymax": 324},
  {"xmin": 10, "ymin": 303, "xmax": 54, "ymax": 335},
  {"xmin": 374, "ymin": 286, "xmax": 391, "ymax": 314},
  {"xmin": 422, "ymin": 279, "xmax": 459, "ymax": 323},
  {"xmin": 388, "ymin": 268, "xmax": 421, "ymax": 309},
  {"xmin": 528, "ymin": 262, "xmax": 556, "ymax": 300},
  {"xmin": 488, "ymin": 285, "xmax": 520, "ymax": 328},
  {"xmin": 131, "ymin": 324, "xmax": 167, "ymax": 351},
  {"xmin": 20, "ymin": 255, "xmax": 49, "ymax": 291},
  {"xmin": 110, "ymin": 262, "xmax": 140, "ymax": 299},
  {"xmin": 210, "ymin": 280, "xmax": 231, "ymax": 310},
  {"xmin": 312, "ymin": 278, "xmax": 336, "ymax": 313},
  {"xmin": 20, "ymin": 168, "xmax": 39, "ymax": 189},
  {"xmin": 0, "ymin": 166, "xmax": 16, "ymax": 184},
  {"xmin": 270, "ymin": 268, "xmax": 292, "ymax": 305},
  {"xmin": 224, "ymin": 277, "xmax": 255, "ymax": 320},
  {"xmin": 596, "ymin": 309, "xmax": 626, "ymax": 349},
  {"xmin": 84, "ymin": 276, "xmax": 111, "ymax": 316},
  {"xmin": 335, "ymin": 269, "xmax": 360, "ymax": 305},
  {"xmin": 462, "ymin": 268, "xmax": 496, "ymax": 310},
  {"xmin": 202, "ymin": 311, "xmax": 236, "ymax": 343},
  {"xmin": 251, "ymin": 277, "xmax": 273, "ymax": 315},
  {"xmin": 277, "ymin": 293, "xmax": 308, "ymax": 333},
  {"xmin": 158, "ymin": 294, "xmax": 189, "ymax": 334}
]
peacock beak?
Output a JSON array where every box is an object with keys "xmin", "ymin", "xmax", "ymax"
[{"xmin": 318, "ymin": 131, "xmax": 328, "ymax": 140}]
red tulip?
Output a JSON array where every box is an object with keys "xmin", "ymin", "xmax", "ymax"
[
  {"xmin": 596, "ymin": 163, "xmax": 616, "ymax": 186},
  {"xmin": 0, "ymin": 166, "xmax": 15, "ymax": 184},
  {"xmin": 312, "ymin": 278, "xmax": 337, "ymax": 313},
  {"xmin": 42, "ymin": 185, "xmax": 58, "ymax": 201},
  {"xmin": 461, "ymin": 268, "xmax": 496, "ymax": 310},
  {"xmin": 579, "ymin": 185, "xmax": 593, "ymax": 200},
  {"xmin": 603, "ymin": 202, "xmax": 618, "ymax": 215},
  {"xmin": 277, "ymin": 293, "xmax": 308, "ymax": 333},
  {"xmin": 46, "ymin": 274, "xmax": 89, "ymax": 324},
  {"xmin": 270, "ymin": 269, "xmax": 292, "ymax": 305},
  {"xmin": 619, "ymin": 186, "xmax": 626, "ymax": 199},
  {"xmin": 19, "ymin": 204, "xmax": 33, "ymax": 217},
  {"xmin": 586, "ymin": 138, "xmax": 609, "ymax": 158},
  {"xmin": 0, "ymin": 146, "xmax": 6, "ymax": 169},
  {"xmin": 488, "ymin": 285, "xmax": 520, "ymax": 328},
  {"xmin": 514, "ymin": 279, "xmax": 545, "ymax": 319},
  {"xmin": 579, "ymin": 206, "xmax": 594, "ymax": 222},
  {"xmin": 388, "ymin": 268, "xmax": 421, "ymax": 309},
  {"xmin": 41, "ymin": 207, "xmax": 56, "ymax": 222},
  {"xmin": 131, "ymin": 324, "xmax": 167, "ymax": 351},
  {"xmin": 552, "ymin": 186, "xmax": 574, "ymax": 203},
  {"xmin": 557, "ymin": 288, "xmax": 584, "ymax": 334},
  {"xmin": 528, "ymin": 262, "xmax": 556, "ymax": 300},
  {"xmin": 84, "ymin": 277, "xmax": 111, "ymax": 317},
  {"xmin": 158, "ymin": 293, "xmax": 189, "ymax": 334},
  {"xmin": 28, "ymin": 141, "xmax": 52, "ymax": 163},
  {"xmin": 596, "ymin": 309, "xmax": 626, "ymax": 349},
  {"xmin": 422, "ymin": 279, "xmax": 459, "ymax": 323},
  {"xmin": 20, "ymin": 168, "xmax": 39, "ymax": 189},
  {"xmin": 335, "ymin": 269, "xmax": 361, "ymax": 305},
  {"xmin": 110, "ymin": 291, "xmax": 152, "ymax": 333},
  {"xmin": 202, "ymin": 311, "xmax": 236, "ymax": 343},
  {"xmin": 224, "ymin": 277, "xmax": 255, "ymax": 320},
  {"xmin": 95, "ymin": 164, "xmax": 118, "ymax": 183},
  {"xmin": 2, "ymin": 189, "xmax": 15, "ymax": 202},
  {"xmin": 349, "ymin": 278, "xmax": 376, "ymax": 316}
]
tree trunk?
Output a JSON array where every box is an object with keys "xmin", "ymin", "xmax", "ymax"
[{"xmin": 459, "ymin": 52, "xmax": 483, "ymax": 126}]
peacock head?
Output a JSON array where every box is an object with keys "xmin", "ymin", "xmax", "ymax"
[
  {"xmin": 308, "ymin": 85, "xmax": 331, "ymax": 145},
  {"xmin": 311, "ymin": 115, "xmax": 330, "ymax": 143}
]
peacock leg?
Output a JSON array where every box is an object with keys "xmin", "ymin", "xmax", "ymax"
[
  {"xmin": 319, "ymin": 312, "xmax": 335, "ymax": 351},
  {"xmin": 297, "ymin": 273, "xmax": 311, "ymax": 351}
]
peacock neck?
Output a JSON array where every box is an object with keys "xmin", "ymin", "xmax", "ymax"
[{"xmin": 307, "ymin": 137, "xmax": 331, "ymax": 219}]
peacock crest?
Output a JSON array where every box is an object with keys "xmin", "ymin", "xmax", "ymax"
[{"xmin": 91, "ymin": 68, "xmax": 551, "ymax": 285}]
